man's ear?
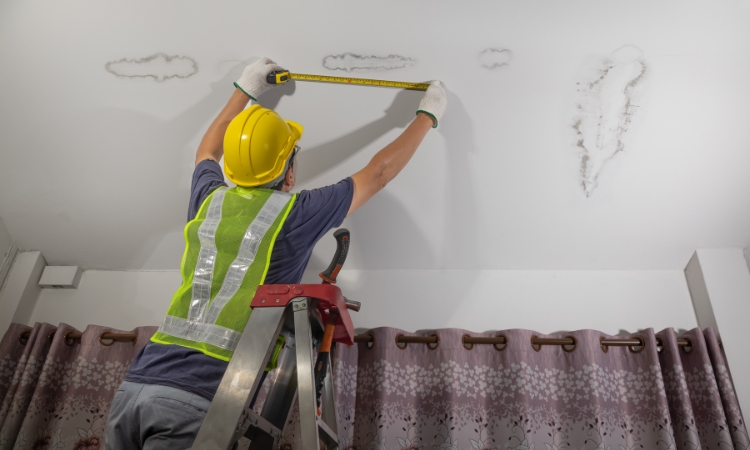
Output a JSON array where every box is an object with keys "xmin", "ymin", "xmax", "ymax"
[{"xmin": 284, "ymin": 165, "xmax": 295, "ymax": 188}]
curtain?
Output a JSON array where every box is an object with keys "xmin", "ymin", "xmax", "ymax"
[
  {"xmin": 0, "ymin": 322, "xmax": 155, "ymax": 450},
  {"xmin": 319, "ymin": 327, "xmax": 748, "ymax": 450},
  {"xmin": 3, "ymin": 324, "xmax": 745, "ymax": 450}
]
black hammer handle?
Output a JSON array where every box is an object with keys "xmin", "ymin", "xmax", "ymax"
[{"xmin": 319, "ymin": 229, "xmax": 350, "ymax": 285}]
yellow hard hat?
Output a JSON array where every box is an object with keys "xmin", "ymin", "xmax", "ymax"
[{"xmin": 223, "ymin": 105, "xmax": 303, "ymax": 187}]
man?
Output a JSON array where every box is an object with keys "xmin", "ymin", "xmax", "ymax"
[{"xmin": 105, "ymin": 57, "xmax": 446, "ymax": 449}]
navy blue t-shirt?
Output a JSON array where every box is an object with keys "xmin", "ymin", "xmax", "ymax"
[{"xmin": 125, "ymin": 159, "xmax": 353, "ymax": 401}]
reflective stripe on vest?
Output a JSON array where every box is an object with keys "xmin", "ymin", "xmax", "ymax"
[{"xmin": 151, "ymin": 187, "xmax": 296, "ymax": 362}]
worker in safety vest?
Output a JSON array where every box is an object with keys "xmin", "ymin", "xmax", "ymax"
[{"xmin": 104, "ymin": 57, "xmax": 447, "ymax": 450}]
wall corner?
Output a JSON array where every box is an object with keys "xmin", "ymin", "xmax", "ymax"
[{"xmin": 0, "ymin": 251, "xmax": 46, "ymax": 336}]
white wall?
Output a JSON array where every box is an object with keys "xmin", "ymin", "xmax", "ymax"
[
  {"xmin": 26, "ymin": 268, "xmax": 695, "ymax": 336},
  {"xmin": 28, "ymin": 270, "xmax": 181, "ymax": 332},
  {"xmin": 330, "ymin": 269, "xmax": 696, "ymax": 334}
]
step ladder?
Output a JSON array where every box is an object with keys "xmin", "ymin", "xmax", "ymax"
[{"xmin": 192, "ymin": 282, "xmax": 359, "ymax": 450}]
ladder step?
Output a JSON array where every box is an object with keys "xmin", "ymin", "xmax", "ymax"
[
  {"xmin": 316, "ymin": 417, "xmax": 339, "ymax": 445},
  {"xmin": 242, "ymin": 410, "xmax": 282, "ymax": 441}
]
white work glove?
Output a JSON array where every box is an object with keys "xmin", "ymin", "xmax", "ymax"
[
  {"xmin": 416, "ymin": 80, "xmax": 447, "ymax": 128},
  {"xmin": 234, "ymin": 57, "xmax": 284, "ymax": 101}
]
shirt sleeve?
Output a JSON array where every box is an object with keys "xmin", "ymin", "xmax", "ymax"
[
  {"xmin": 289, "ymin": 178, "xmax": 354, "ymax": 244},
  {"xmin": 188, "ymin": 159, "xmax": 228, "ymax": 222},
  {"xmin": 264, "ymin": 178, "xmax": 354, "ymax": 284}
]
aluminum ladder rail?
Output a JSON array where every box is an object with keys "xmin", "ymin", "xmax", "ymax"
[{"xmin": 193, "ymin": 284, "xmax": 358, "ymax": 450}]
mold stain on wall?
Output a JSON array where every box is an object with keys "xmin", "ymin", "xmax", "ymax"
[
  {"xmin": 479, "ymin": 48, "xmax": 512, "ymax": 69},
  {"xmin": 105, "ymin": 53, "xmax": 199, "ymax": 82},
  {"xmin": 322, "ymin": 53, "xmax": 416, "ymax": 72},
  {"xmin": 571, "ymin": 45, "xmax": 647, "ymax": 196}
]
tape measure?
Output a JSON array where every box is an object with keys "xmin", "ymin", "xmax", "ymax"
[{"xmin": 267, "ymin": 70, "xmax": 429, "ymax": 91}]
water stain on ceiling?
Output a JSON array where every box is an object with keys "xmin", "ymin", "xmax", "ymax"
[
  {"xmin": 571, "ymin": 45, "xmax": 647, "ymax": 196},
  {"xmin": 479, "ymin": 48, "xmax": 512, "ymax": 69},
  {"xmin": 322, "ymin": 53, "xmax": 416, "ymax": 72},
  {"xmin": 105, "ymin": 53, "xmax": 199, "ymax": 82}
]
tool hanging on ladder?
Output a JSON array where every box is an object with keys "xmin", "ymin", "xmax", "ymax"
[
  {"xmin": 267, "ymin": 69, "xmax": 430, "ymax": 91},
  {"xmin": 314, "ymin": 229, "xmax": 350, "ymax": 416}
]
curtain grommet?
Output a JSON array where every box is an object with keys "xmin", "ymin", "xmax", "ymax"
[
  {"xmin": 681, "ymin": 337, "xmax": 693, "ymax": 354},
  {"xmin": 18, "ymin": 331, "xmax": 29, "ymax": 346},
  {"xmin": 462, "ymin": 334, "xmax": 473, "ymax": 351},
  {"xmin": 628, "ymin": 337, "xmax": 645, "ymax": 354},
  {"xmin": 656, "ymin": 337, "xmax": 664, "ymax": 354},
  {"xmin": 427, "ymin": 334, "xmax": 439, "ymax": 350},
  {"xmin": 395, "ymin": 334, "xmax": 407, "ymax": 350},
  {"xmin": 600, "ymin": 336, "xmax": 609, "ymax": 353},
  {"xmin": 48, "ymin": 329, "xmax": 57, "ymax": 341},
  {"xmin": 562, "ymin": 336, "xmax": 577, "ymax": 353},
  {"xmin": 99, "ymin": 332, "xmax": 115, "ymax": 347},
  {"xmin": 63, "ymin": 331, "xmax": 76, "ymax": 347},
  {"xmin": 494, "ymin": 334, "xmax": 508, "ymax": 352},
  {"xmin": 365, "ymin": 333, "xmax": 375, "ymax": 350},
  {"xmin": 531, "ymin": 335, "xmax": 542, "ymax": 352}
]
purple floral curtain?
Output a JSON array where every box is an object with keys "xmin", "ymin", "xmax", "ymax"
[
  {"xmin": 4, "ymin": 323, "xmax": 745, "ymax": 450},
  {"xmin": 323, "ymin": 327, "xmax": 748, "ymax": 450},
  {"xmin": 0, "ymin": 322, "xmax": 155, "ymax": 450}
]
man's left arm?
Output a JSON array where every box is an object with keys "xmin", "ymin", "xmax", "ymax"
[{"xmin": 194, "ymin": 57, "xmax": 283, "ymax": 166}]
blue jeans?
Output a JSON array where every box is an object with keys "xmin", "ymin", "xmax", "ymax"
[{"xmin": 105, "ymin": 381, "xmax": 211, "ymax": 450}]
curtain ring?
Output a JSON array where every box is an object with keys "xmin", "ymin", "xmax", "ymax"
[
  {"xmin": 628, "ymin": 336, "xmax": 645, "ymax": 354},
  {"xmin": 365, "ymin": 332, "xmax": 375, "ymax": 350},
  {"xmin": 427, "ymin": 334, "xmax": 439, "ymax": 350},
  {"xmin": 562, "ymin": 336, "xmax": 577, "ymax": 353},
  {"xmin": 656, "ymin": 337, "xmax": 664, "ymax": 354},
  {"xmin": 18, "ymin": 332, "xmax": 29, "ymax": 346},
  {"xmin": 63, "ymin": 331, "xmax": 76, "ymax": 347},
  {"xmin": 531, "ymin": 335, "xmax": 542, "ymax": 352},
  {"xmin": 395, "ymin": 334, "xmax": 407, "ymax": 350},
  {"xmin": 462, "ymin": 334, "xmax": 474, "ymax": 350},
  {"xmin": 681, "ymin": 337, "xmax": 693, "ymax": 354},
  {"xmin": 599, "ymin": 336, "xmax": 609, "ymax": 353},
  {"xmin": 47, "ymin": 330, "xmax": 57, "ymax": 341},
  {"xmin": 99, "ymin": 332, "xmax": 115, "ymax": 346},
  {"xmin": 493, "ymin": 334, "xmax": 508, "ymax": 352}
]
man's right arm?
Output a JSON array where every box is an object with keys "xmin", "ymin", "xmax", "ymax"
[{"xmin": 348, "ymin": 81, "xmax": 447, "ymax": 216}]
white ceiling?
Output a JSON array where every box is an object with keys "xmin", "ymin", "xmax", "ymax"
[{"xmin": 1, "ymin": 0, "xmax": 750, "ymax": 271}]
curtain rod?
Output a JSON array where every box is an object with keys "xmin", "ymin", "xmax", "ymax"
[
  {"xmin": 353, "ymin": 333, "xmax": 695, "ymax": 352},
  {"xmin": 19, "ymin": 330, "xmax": 138, "ymax": 346},
  {"xmin": 17, "ymin": 330, "xmax": 698, "ymax": 352}
]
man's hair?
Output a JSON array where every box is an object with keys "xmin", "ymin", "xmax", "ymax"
[{"xmin": 271, "ymin": 154, "xmax": 295, "ymax": 191}]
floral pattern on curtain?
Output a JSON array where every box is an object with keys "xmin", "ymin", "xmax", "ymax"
[
  {"xmin": 0, "ymin": 322, "xmax": 155, "ymax": 450},
  {"xmin": 315, "ymin": 327, "xmax": 748, "ymax": 450}
]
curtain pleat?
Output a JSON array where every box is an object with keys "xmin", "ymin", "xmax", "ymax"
[
  {"xmin": 0, "ymin": 323, "xmax": 155, "ymax": 450},
  {"xmin": 703, "ymin": 328, "xmax": 749, "ymax": 449},
  {"xmin": 0, "ymin": 322, "xmax": 57, "ymax": 445}
]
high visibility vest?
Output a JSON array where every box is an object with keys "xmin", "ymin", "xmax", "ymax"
[{"xmin": 151, "ymin": 186, "xmax": 296, "ymax": 362}]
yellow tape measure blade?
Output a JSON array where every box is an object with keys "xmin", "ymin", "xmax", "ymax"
[{"xmin": 290, "ymin": 73, "xmax": 429, "ymax": 91}]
